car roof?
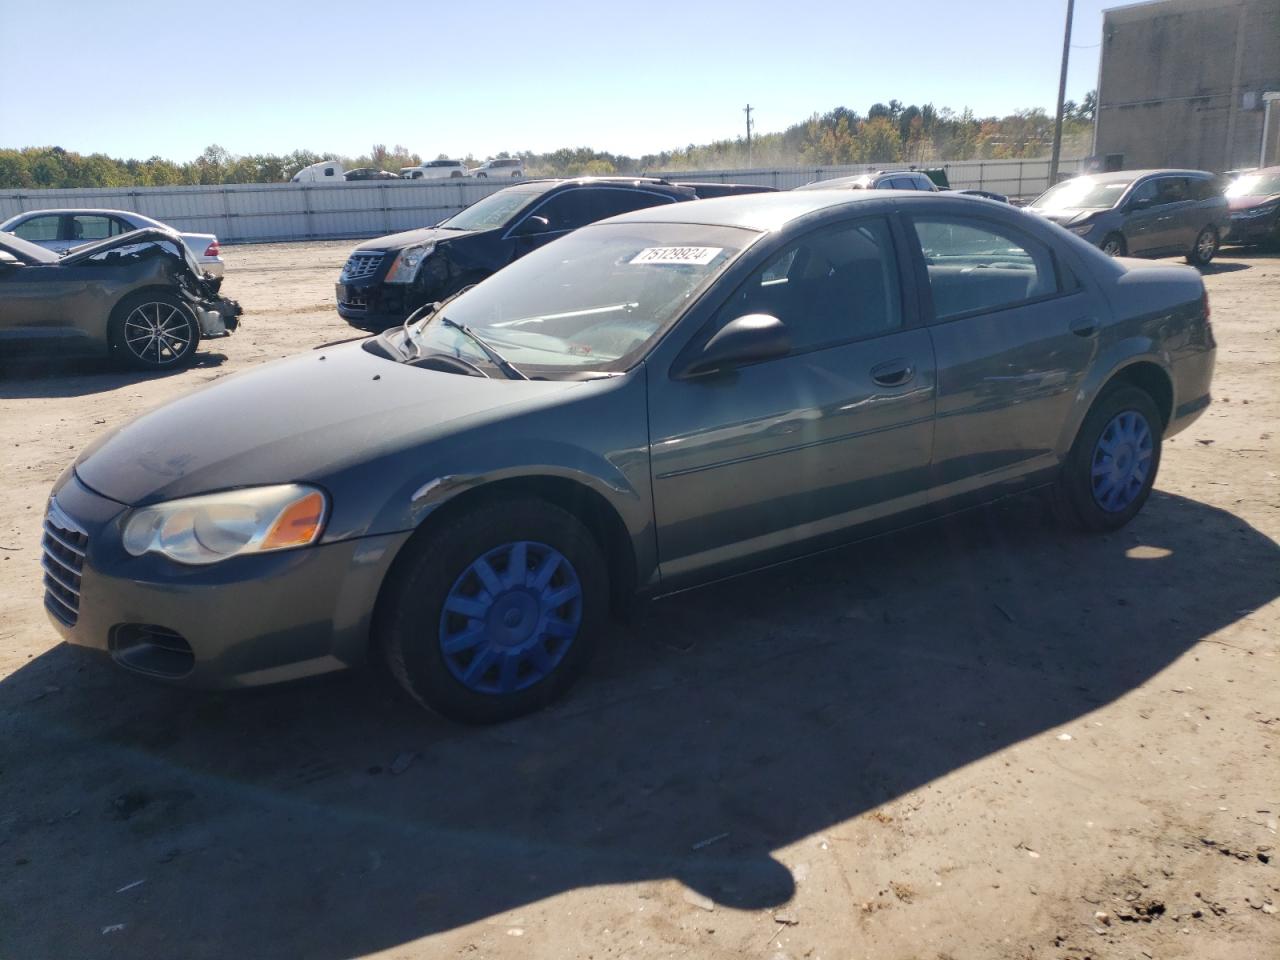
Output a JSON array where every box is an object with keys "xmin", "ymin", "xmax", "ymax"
[
  {"xmin": 609, "ymin": 188, "xmax": 961, "ymax": 231},
  {"xmin": 2, "ymin": 207, "xmax": 153, "ymax": 221},
  {"xmin": 1073, "ymin": 169, "xmax": 1217, "ymax": 183}
]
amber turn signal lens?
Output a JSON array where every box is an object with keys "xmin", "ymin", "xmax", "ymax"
[{"xmin": 260, "ymin": 491, "xmax": 326, "ymax": 550}]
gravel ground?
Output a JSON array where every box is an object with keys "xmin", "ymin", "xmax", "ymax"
[{"xmin": 0, "ymin": 240, "xmax": 1276, "ymax": 959}]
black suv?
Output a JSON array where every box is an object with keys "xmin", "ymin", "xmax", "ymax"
[{"xmin": 336, "ymin": 178, "xmax": 697, "ymax": 330}]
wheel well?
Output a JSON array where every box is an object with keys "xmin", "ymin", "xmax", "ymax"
[
  {"xmin": 374, "ymin": 476, "xmax": 639, "ymax": 629},
  {"xmin": 1107, "ymin": 362, "xmax": 1173, "ymax": 428}
]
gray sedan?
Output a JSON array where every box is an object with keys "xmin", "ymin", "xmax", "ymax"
[
  {"xmin": 1, "ymin": 208, "xmax": 225, "ymax": 277},
  {"xmin": 1027, "ymin": 169, "xmax": 1228, "ymax": 264},
  {"xmin": 44, "ymin": 190, "xmax": 1215, "ymax": 722}
]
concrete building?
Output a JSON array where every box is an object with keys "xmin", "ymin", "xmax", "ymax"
[{"xmin": 1093, "ymin": 0, "xmax": 1280, "ymax": 171}]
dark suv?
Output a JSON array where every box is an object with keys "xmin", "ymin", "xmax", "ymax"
[
  {"xmin": 336, "ymin": 178, "xmax": 697, "ymax": 329},
  {"xmin": 1026, "ymin": 169, "xmax": 1228, "ymax": 264}
]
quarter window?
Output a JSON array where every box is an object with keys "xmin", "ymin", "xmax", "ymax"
[
  {"xmin": 12, "ymin": 215, "xmax": 61, "ymax": 242},
  {"xmin": 912, "ymin": 217, "xmax": 1060, "ymax": 320},
  {"xmin": 716, "ymin": 217, "xmax": 903, "ymax": 352}
]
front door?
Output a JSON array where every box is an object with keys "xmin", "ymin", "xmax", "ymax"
[{"xmin": 649, "ymin": 216, "xmax": 936, "ymax": 585}]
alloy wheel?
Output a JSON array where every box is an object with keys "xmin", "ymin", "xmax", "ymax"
[{"xmin": 123, "ymin": 302, "xmax": 193, "ymax": 366}]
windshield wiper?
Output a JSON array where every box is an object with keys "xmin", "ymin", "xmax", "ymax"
[{"xmin": 438, "ymin": 316, "xmax": 528, "ymax": 380}]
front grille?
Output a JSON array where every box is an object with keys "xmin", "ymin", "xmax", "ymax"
[
  {"xmin": 42, "ymin": 500, "xmax": 88, "ymax": 626},
  {"xmin": 340, "ymin": 251, "xmax": 384, "ymax": 281}
]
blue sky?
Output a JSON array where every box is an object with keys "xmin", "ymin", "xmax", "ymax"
[{"xmin": 0, "ymin": 0, "xmax": 1139, "ymax": 161}]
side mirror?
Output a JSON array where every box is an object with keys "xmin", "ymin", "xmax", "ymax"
[
  {"xmin": 512, "ymin": 215, "xmax": 551, "ymax": 237},
  {"xmin": 674, "ymin": 314, "xmax": 790, "ymax": 379}
]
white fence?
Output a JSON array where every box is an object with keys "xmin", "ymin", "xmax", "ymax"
[{"xmin": 0, "ymin": 157, "xmax": 1083, "ymax": 245}]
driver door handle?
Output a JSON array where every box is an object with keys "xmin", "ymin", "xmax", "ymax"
[
  {"xmin": 871, "ymin": 359, "xmax": 915, "ymax": 387},
  {"xmin": 1070, "ymin": 316, "xmax": 1099, "ymax": 338}
]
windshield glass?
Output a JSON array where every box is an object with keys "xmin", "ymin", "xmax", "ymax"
[
  {"xmin": 407, "ymin": 222, "xmax": 756, "ymax": 375},
  {"xmin": 1033, "ymin": 176, "xmax": 1133, "ymax": 211},
  {"xmin": 439, "ymin": 186, "xmax": 552, "ymax": 232},
  {"xmin": 1227, "ymin": 171, "xmax": 1280, "ymax": 197}
]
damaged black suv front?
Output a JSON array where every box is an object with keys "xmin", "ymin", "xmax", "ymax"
[{"xmin": 0, "ymin": 226, "xmax": 241, "ymax": 370}]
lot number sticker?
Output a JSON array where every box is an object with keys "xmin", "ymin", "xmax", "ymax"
[{"xmin": 630, "ymin": 246, "xmax": 723, "ymax": 266}]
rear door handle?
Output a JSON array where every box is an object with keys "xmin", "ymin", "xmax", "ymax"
[
  {"xmin": 871, "ymin": 359, "xmax": 915, "ymax": 387},
  {"xmin": 1070, "ymin": 316, "xmax": 1099, "ymax": 338}
]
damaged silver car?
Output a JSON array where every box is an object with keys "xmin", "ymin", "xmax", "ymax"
[{"xmin": 0, "ymin": 227, "xmax": 240, "ymax": 370}]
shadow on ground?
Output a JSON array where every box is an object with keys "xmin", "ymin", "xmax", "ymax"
[
  {"xmin": 0, "ymin": 352, "xmax": 228, "ymax": 399},
  {"xmin": 1, "ymin": 492, "xmax": 1276, "ymax": 957}
]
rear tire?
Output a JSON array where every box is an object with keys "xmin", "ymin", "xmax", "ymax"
[
  {"xmin": 1100, "ymin": 233, "xmax": 1126, "ymax": 257},
  {"xmin": 1053, "ymin": 385, "xmax": 1163, "ymax": 533},
  {"xmin": 379, "ymin": 498, "xmax": 608, "ymax": 724},
  {"xmin": 109, "ymin": 291, "xmax": 200, "ymax": 371},
  {"xmin": 1187, "ymin": 227, "xmax": 1218, "ymax": 266}
]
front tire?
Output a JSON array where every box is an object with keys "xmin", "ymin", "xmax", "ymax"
[
  {"xmin": 1188, "ymin": 227, "xmax": 1218, "ymax": 266},
  {"xmin": 1053, "ymin": 385, "xmax": 1163, "ymax": 532},
  {"xmin": 379, "ymin": 498, "xmax": 608, "ymax": 723},
  {"xmin": 109, "ymin": 291, "xmax": 200, "ymax": 371},
  {"xmin": 475, "ymin": 172, "xmax": 487, "ymax": 179},
  {"xmin": 1100, "ymin": 233, "xmax": 1126, "ymax": 257}
]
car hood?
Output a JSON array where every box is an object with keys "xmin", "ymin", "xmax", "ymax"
[
  {"xmin": 1026, "ymin": 207, "xmax": 1102, "ymax": 226},
  {"xmin": 1228, "ymin": 193, "xmax": 1280, "ymax": 211},
  {"xmin": 73, "ymin": 342, "xmax": 583, "ymax": 507},
  {"xmin": 352, "ymin": 225, "xmax": 480, "ymax": 252}
]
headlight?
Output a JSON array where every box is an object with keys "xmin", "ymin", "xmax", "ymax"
[
  {"xmin": 123, "ymin": 484, "xmax": 327, "ymax": 565},
  {"xmin": 384, "ymin": 242, "xmax": 435, "ymax": 284},
  {"xmin": 1067, "ymin": 223, "xmax": 1094, "ymax": 236}
]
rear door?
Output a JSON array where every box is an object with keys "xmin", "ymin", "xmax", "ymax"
[
  {"xmin": 649, "ymin": 215, "xmax": 937, "ymax": 584},
  {"xmin": 905, "ymin": 212, "xmax": 1100, "ymax": 504},
  {"xmin": 68, "ymin": 214, "xmax": 130, "ymax": 249}
]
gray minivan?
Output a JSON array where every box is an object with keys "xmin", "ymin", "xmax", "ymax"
[{"xmin": 1027, "ymin": 169, "xmax": 1228, "ymax": 265}]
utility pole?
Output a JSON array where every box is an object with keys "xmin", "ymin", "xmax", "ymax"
[
  {"xmin": 1049, "ymin": 0, "xmax": 1075, "ymax": 185},
  {"xmin": 744, "ymin": 104, "xmax": 754, "ymax": 167}
]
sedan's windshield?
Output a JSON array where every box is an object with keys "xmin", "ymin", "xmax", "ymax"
[
  {"xmin": 1227, "ymin": 171, "xmax": 1280, "ymax": 197},
  {"xmin": 1033, "ymin": 176, "xmax": 1133, "ymax": 211},
  {"xmin": 407, "ymin": 222, "xmax": 756, "ymax": 375},
  {"xmin": 439, "ymin": 186, "xmax": 552, "ymax": 232}
]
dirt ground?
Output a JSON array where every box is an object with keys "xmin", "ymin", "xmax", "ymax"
[{"xmin": 1, "ymin": 240, "xmax": 1276, "ymax": 960}]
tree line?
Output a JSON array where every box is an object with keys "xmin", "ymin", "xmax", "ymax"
[{"xmin": 0, "ymin": 96, "xmax": 1094, "ymax": 189}]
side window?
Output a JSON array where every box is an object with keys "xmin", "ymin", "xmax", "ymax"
[
  {"xmin": 1157, "ymin": 177, "xmax": 1189, "ymax": 204},
  {"xmin": 716, "ymin": 217, "xmax": 903, "ymax": 353},
  {"xmin": 592, "ymin": 189, "xmax": 675, "ymax": 220},
  {"xmin": 12, "ymin": 215, "xmax": 61, "ymax": 242},
  {"xmin": 914, "ymin": 174, "xmax": 937, "ymax": 191},
  {"xmin": 912, "ymin": 217, "xmax": 1060, "ymax": 320},
  {"xmin": 110, "ymin": 217, "xmax": 134, "ymax": 236},
  {"xmin": 1128, "ymin": 180, "xmax": 1159, "ymax": 206},
  {"xmin": 530, "ymin": 189, "xmax": 598, "ymax": 232},
  {"xmin": 70, "ymin": 215, "xmax": 115, "ymax": 242},
  {"xmin": 324, "ymin": 166, "xmax": 336, "ymax": 177}
]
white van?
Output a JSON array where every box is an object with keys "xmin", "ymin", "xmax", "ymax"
[
  {"xmin": 291, "ymin": 160, "xmax": 345, "ymax": 183},
  {"xmin": 400, "ymin": 159, "xmax": 470, "ymax": 180}
]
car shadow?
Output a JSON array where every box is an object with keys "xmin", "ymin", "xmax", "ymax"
[
  {"xmin": 0, "ymin": 352, "xmax": 229, "ymax": 399},
  {"xmin": 1196, "ymin": 260, "xmax": 1250, "ymax": 274},
  {"xmin": 2, "ymin": 492, "xmax": 1276, "ymax": 958}
]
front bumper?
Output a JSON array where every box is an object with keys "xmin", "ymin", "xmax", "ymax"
[
  {"xmin": 1225, "ymin": 212, "xmax": 1279, "ymax": 244},
  {"xmin": 335, "ymin": 275, "xmax": 417, "ymax": 331},
  {"xmin": 41, "ymin": 472, "xmax": 410, "ymax": 689},
  {"xmin": 195, "ymin": 296, "xmax": 241, "ymax": 337}
]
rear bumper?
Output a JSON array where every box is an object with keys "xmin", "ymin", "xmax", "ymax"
[
  {"xmin": 200, "ymin": 258, "xmax": 225, "ymax": 278},
  {"xmin": 1166, "ymin": 347, "xmax": 1216, "ymax": 439},
  {"xmin": 42, "ymin": 472, "xmax": 410, "ymax": 690}
]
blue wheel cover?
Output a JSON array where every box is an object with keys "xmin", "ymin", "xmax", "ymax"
[
  {"xmin": 1090, "ymin": 410, "xmax": 1154, "ymax": 512},
  {"xmin": 438, "ymin": 540, "xmax": 583, "ymax": 695}
]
